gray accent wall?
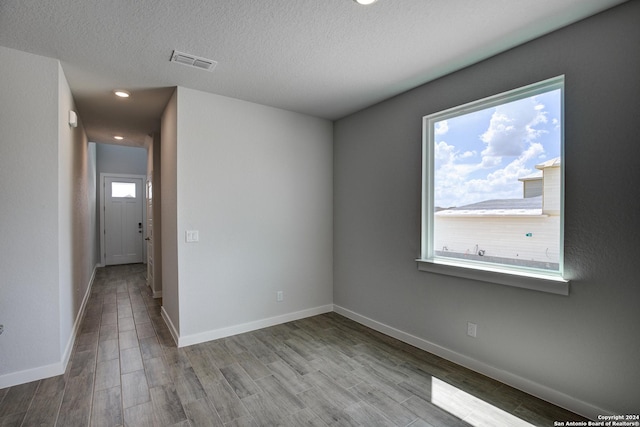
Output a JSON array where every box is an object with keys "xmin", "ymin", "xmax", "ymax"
[{"xmin": 333, "ymin": 1, "xmax": 639, "ymax": 417}]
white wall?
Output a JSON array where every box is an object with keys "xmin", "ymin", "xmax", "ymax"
[
  {"xmin": 58, "ymin": 66, "xmax": 99, "ymax": 365},
  {"xmin": 170, "ymin": 87, "xmax": 333, "ymax": 344},
  {"xmin": 146, "ymin": 132, "xmax": 163, "ymax": 297},
  {"xmin": 435, "ymin": 215, "xmax": 560, "ymax": 265},
  {"xmin": 0, "ymin": 46, "xmax": 61, "ymax": 383},
  {"xmin": 522, "ymin": 178, "xmax": 542, "ymax": 198},
  {"xmin": 96, "ymin": 143, "xmax": 148, "ymax": 176},
  {"xmin": 0, "ymin": 46, "xmax": 99, "ymax": 387},
  {"xmin": 333, "ymin": 2, "xmax": 639, "ymax": 418},
  {"xmin": 543, "ymin": 166, "xmax": 561, "ymax": 215},
  {"xmin": 160, "ymin": 90, "xmax": 180, "ymax": 336},
  {"xmin": 87, "ymin": 143, "xmax": 99, "ymax": 278}
]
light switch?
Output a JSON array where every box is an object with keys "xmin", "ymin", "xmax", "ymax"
[{"xmin": 185, "ymin": 230, "xmax": 199, "ymax": 243}]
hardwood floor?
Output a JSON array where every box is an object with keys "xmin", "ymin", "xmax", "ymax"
[{"xmin": 0, "ymin": 264, "xmax": 588, "ymax": 426}]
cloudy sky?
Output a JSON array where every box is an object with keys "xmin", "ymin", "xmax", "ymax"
[{"xmin": 433, "ymin": 89, "xmax": 561, "ymax": 208}]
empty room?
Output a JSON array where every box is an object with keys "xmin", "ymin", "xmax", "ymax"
[{"xmin": 1, "ymin": 1, "xmax": 638, "ymax": 426}]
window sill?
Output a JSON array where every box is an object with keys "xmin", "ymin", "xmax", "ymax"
[{"xmin": 416, "ymin": 258, "xmax": 569, "ymax": 295}]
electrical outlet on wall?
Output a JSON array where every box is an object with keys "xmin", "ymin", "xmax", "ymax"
[
  {"xmin": 467, "ymin": 322, "xmax": 477, "ymax": 338},
  {"xmin": 276, "ymin": 291, "xmax": 284, "ymax": 302}
]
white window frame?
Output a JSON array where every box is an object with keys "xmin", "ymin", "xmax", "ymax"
[{"xmin": 417, "ymin": 76, "xmax": 569, "ymax": 295}]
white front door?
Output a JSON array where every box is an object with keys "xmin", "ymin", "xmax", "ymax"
[{"xmin": 104, "ymin": 176, "xmax": 144, "ymax": 265}]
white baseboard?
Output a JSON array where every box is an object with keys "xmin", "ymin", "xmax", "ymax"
[
  {"xmin": 152, "ymin": 290, "xmax": 162, "ymax": 299},
  {"xmin": 0, "ymin": 264, "xmax": 99, "ymax": 389},
  {"xmin": 0, "ymin": 362, "xmax": 64, "ymax": 389},
  {"xmin": 333, "ymin": 304, "xmax": 610, "ymax": 421},
  {"xmin": 177, "ymin": 304, "xmax": 334, "ymax": 348},
  {"xmin": 161, "ymin": 306, "xmax": 179, "ymax": 346},
  {"xmin": 61, "ymin": 263, "xmax": 99, "ymax": 368}
]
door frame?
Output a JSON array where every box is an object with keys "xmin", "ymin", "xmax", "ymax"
[
  {"xmin": 145, "ymin": 172, "xmax": 157, "ymax": 295},
  {"xmin": 100, "ymin": 173, "xmax": 147, "ymax": 267}
]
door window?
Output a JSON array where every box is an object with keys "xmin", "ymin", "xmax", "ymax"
[{"xmin": 111, "ymin": 182, "xmax": 137, "ymax": 198}]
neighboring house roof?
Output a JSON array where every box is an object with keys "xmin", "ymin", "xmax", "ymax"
[
  {"xmin": 518, "ymin": 171, "xmax": 543, "ymax": 182},
  {"xmin": 437, "ymin": 157, "xmax": 560, "ymax": 217},
  {"xmin": 437, "ymin": 195, "xmax": 543, "ymax": 217},
  {"xmin": 435, "ymin": 157, "xmax": 560, "ymax": 217},
  {"xmin": 535, "ymin": 157, "xmax": 561, "ymax": 169}
]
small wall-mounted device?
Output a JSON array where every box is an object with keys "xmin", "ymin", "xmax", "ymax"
[
  {"xmin": 69, "ymin": 110, "xmax": 78, "ymax": 128},
  {"xmin": 185, "ymin": 230, "xmax": 199, "ymax": 243}
]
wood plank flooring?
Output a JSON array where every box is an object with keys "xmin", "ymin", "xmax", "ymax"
[{"xmin": 0, "ymin": 264, "xmax": 589, "ymax": 426}]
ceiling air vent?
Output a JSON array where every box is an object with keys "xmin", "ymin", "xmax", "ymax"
[{"xmin": 170, "ymin": 50, "xmax": 217, "ymax": 72}]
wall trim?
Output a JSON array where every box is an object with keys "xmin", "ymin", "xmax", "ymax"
[
  {"xmin": 61, "ymin": 263, "xmax": 99, "ymax": 369},
  {"xmin": 152, "ymin": 290, "xmax": 163, "ymax": 299},
  {"xmin": 177, "ymin": 304, "xmax": 334, "ymax": 348},
  {"xmin": 161, "ymin": 306, "xmax": 179, "ymax": 346},
  {"xmin": 333, "ymin": 304, "xmax": 609, "ymax": 421},
  {"xmin": 0, "ymin": 362, "xmax": 64, "ymax": 389},
  {"xmin": 0, "ymin": 263, "xmax": 99, "ymax": 389}
]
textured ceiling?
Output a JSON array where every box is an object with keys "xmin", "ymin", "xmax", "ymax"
[{"xmin": 0, "ymin": 0, "xmax": 627, "ymax": 146}]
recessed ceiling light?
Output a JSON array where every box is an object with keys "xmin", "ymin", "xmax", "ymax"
[
  {"xmin": 354, "ymin": 0, "xmax": 378, "ymax": 4},
  {"xmin": 114, "ymin": 90, "xmax": 130, "ymax": 98},
  {"xmin": 114, "ymin": 136, "xmax": 124, "ymax": 140}
]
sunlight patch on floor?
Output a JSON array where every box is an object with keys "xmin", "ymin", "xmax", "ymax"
[{"xmin": 432, "ymin": 377, "xmax": 534, "ymax": 427}]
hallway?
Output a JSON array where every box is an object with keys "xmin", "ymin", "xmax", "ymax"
[{"xmin": 0, "ymin": 264, "xmax": 171, "ymax": 425}]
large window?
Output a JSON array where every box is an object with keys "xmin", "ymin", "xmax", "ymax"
[{"xmin": 419, "ymin": 76, "xmax": 568, "ymax": 294}]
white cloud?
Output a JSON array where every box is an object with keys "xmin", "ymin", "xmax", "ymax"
[
  {"xmin": 480, "ymin": 97, "xmax": 548, "ymax": 158},
  {"xmin": 434, "ymin": 141, "xmax": 484, "ymax": 207},
  {"xmin": 435, "ymin": 120, "xmax": 449, "ymax": 135},
  {"xmin": 434, "ymin": 140, "xmax": 455, "ymax": 164},
  {"xmin": 433, "ymin": 95, "xmax": 556, "ymax": 208},
  {"xmin": 435, "ymin": 142, "xmax": 544, "ymax": 208},
  {"xmin": 476, "ymin": 143, "xmax": 543, "ymax": 192},
  {"xmin": 481, "ymin": 156, "xmax": 501, "ymax": 168}
]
